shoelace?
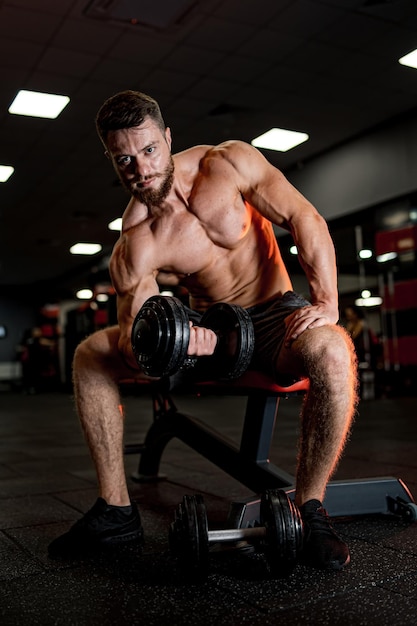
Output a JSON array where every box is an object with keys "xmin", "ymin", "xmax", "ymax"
[
  {"xmin": 304, "ymin": 507, "xmax": 336, "ymax": 536},
  {"xmin": 73, "ymin": 501, "xmax": 107, "ymax": 530}
]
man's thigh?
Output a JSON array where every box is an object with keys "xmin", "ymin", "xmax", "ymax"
[
  {"xmin": 79, "ymin": 326, "xmax": 149, "ymax": 383},
  {"xmin": 249, "ymin": 291, "xmax": 311, "ymax": 379}
]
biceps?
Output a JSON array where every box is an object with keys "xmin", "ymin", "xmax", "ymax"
[{"xmin": 157, "ymin": 270, "xmax": 181, "ymax": 286}]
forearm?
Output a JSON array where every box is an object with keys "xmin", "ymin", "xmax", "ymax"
[
  {"xmin": 116, "ymin": 280, "xmax": 160, "ymax": 367},
  {"xmin": 291, "ymin": 213, "xmax": 339, "ymax": 318},
  {"xmin": 117, "ymin": 298, "xmax": 140, "ymax": 369}
]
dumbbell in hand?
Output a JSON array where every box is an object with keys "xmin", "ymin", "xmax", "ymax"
[
  {"xmin": 169, "ymin": 490, "xmax": 304, "ymax": 579},
  {"xmin": 131, "ymin": 295, "xmax": 254, "ymax": 379}
]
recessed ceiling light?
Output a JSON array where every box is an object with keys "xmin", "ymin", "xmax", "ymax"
[
  {"xmin": 9, "ymin": 90, "xmax": 70, "ymax": 119},
  {"xmin": 108, "ymin": 218, "xmax": 122, "ymax": 231},
  {"xmin": 251, "ymin": 128, "xmax": 309, "ymax": 152},
  {"xmin": 376, "ymin": 251, "xmax": 397, "ymax": 263},
  {"xmin": 358, "ymin": 249, "xmax": 372, "ymax": 259},
  {"xmin": 399, "ymin": 48, "xmax": 417, "ymax": 69},
  {"xmin": 355, "ymin": 296, "xmax": 383, "ymax": 307},
  {"xmin": 76, "ymin": 289, "xmax": 93, "ymax": 300},
  {"xmin": 0, "ymin": 165, "xmax": 14, "ymax": 182},
  {"xmin": 70, "ymin": 243, "xmax": 102, "ymax": 255}
]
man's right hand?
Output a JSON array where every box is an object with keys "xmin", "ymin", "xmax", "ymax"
[{"xmin": 187, "ymin": 322, "xmax": 218, "ymax": 356}]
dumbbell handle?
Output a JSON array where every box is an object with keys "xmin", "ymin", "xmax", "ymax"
[
  {"xmin": 208, "ymin": 526, "xmax": 266, "ymax": 544},
  {"xmin": 133, "ymin": 296, "xmax": 254, "ymax": 379}
]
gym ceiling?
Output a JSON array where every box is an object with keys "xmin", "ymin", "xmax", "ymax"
[{"xmin": 1, "ymin": 0, "xmax": 417, "ymax": 302}]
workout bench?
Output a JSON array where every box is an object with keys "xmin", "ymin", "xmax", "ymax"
[{"xmin": 123, "ymin": 370, "xmax": 416, "ymax": 527}]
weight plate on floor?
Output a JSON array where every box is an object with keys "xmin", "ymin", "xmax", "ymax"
[
  {"xmin": 169, "ymin": 494, "xmax": 210, "ymax": 578},
  {"xmin": 260, "ymin": 489, "xmax": 304, "ymax": 576}
]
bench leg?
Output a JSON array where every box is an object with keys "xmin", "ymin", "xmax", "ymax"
[{"xmin": 125, "ymin": 389, "xmax": 297, "ymax": 489}]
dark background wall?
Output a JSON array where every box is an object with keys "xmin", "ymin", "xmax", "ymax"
[
  {"xmin": 0, "ymin": 296, "xmax": 37, "ymax": 362},
  {"xmin": 286, "ymin": 111, "xmax": 417, "ymax": 222}
]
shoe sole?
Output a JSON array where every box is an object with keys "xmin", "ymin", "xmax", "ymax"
[
  {"xmin": 100, "ymin": 528, "xmax": 144, "ymax": 545},
  {"xmin": 48, "ymin": 528, "xmax": 144, "ymax": 560},
  {"xmin": 327, "ymin": 553, "xmax": 350, "ymax": 571}
]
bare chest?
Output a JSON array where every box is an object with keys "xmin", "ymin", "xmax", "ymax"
[{"xmin": 155, "ymin": 195, "xmax": 250, "ymax": 273}]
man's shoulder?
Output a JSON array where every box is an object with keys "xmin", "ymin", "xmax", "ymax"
[
  {"xmin": 118, "ymin": 202, "xmax": 145, "ymax": 234},
  {"xmin": 203, "ymin": 139, "xmax": 250, "ymax": 159},
  {"xmin": 173, "ymin": 143, "xmax": 213, "ymax": 162},
  {"xmin": 110, "ymin": 220, "xmax": 155, "ymax": 280},
  {"xmin": 174, "ymin": 140, "xmax": 250, "ymax": 164}
]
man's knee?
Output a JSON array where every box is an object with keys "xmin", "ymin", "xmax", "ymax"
[
  {"xmin": 73, "ymin": 328, "xmax": 116, "ymax": 368},
  {"xmin": 297, "ymin": 325, "xmax": 356, "ymax": 377},
  {"xmin": 73, "ymin": 333, "xmax": 96, "ymax": 372}
]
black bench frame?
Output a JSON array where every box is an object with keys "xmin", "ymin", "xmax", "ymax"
[{"xmin": 123, "ymin": 371, "xmax": 415, "ymax": 527}]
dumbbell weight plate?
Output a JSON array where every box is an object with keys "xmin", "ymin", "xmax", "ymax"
[
  {"xmin": 169, "ymin": 494, "xmax": 210, "ymax": 578},
  {"xmin": 131, "ymin": 295, "xmax": 190, "ymax": 377},
  {"xmin": 199, "ymin": 303, "xmax": 255, "ymax": 380},
  {"xmin": 260, "ymin": 489, "xmax": 304, "ymax": 576}
]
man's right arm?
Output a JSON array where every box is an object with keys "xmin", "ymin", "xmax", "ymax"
[{"xmin": 110, "ymin": 235, "xmax": 160, "ymax": 370}]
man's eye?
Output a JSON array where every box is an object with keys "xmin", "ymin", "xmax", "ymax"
[
  {"xmin": 146, "ymin": 146, "xmax": 155, "ymax": 154},
  {"xmin": 117, "ymin": 156, "xmax": 131, "ymax": 167}
]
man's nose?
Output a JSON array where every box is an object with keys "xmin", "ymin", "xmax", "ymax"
[{"xmin": 132, "ymin": 156, "xmax": 150, "ymax": 179}]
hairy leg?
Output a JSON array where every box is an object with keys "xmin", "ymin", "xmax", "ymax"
[
  {"xmin": 72, "ymin": 326, "xmax": 145, "ymax": 506},
  {"xmin": 275, "ymin": 324, "xmax": 358, "ymax": 507}
]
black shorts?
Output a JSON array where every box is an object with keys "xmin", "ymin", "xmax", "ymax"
[{"xmin": 186, "ymin": 291, "xmax": 311, "ymax": 377}]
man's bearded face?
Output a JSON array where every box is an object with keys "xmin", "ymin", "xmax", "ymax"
[{"xmin": 128, "ymin": 156, "xmax": 175, "ymax": 206}]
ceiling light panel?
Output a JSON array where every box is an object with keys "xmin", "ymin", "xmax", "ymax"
[
  {"xmin": 251, "ymin": 128, "xmax": 309, "ymax": 152},
  {"xmin": 399, "ymin": 49, "xmax": 417, "ymax": 69},
  {"xmin": 70, "ymin": 243, "xmax": 102, "ymax": 255},
  {"xmin": 0, "ymin": 165, "xmax": 14, "ymax": 182},
  {"xmin": 9, "ymin": 90, "xmax": 70, "ymax": 119},
  {"xmin": 108, "ymin": 218, "xmax": 122, "ymax": 231}
]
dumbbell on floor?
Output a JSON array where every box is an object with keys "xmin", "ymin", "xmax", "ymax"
[
  {"xmin": 131, "ymin": 294, "xmax": 255, "ymax": 379},
  {"xmin": 169, "ymin": 490, "xmax": 304, "ymax": 579}
]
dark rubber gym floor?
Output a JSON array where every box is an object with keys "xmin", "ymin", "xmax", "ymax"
[{"xmin": 0, "ymin": 383, "xmax": 417, "ymax": 625}]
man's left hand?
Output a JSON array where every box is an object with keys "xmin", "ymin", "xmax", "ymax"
[{"xmin": 283, "ymin": 304, "xmax": 338, "ymax": 348}]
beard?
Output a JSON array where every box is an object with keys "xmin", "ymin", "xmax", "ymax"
[{"xmin": 127, "ymin": 157, "xmax": 175, "ymax": 207}]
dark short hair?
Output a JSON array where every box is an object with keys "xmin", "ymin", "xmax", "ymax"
[{"xmin": 95, "ymin": 90, "xmax": 166, "ymax": 145}]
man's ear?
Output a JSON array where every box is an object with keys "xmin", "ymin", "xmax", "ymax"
[
  {"xmin": 104, "ymin": 150, "xmax": 110, "ymax": 160},
  {"xmin": 165, "ymin": 127, "xmax": 172, "ymax": 149}
]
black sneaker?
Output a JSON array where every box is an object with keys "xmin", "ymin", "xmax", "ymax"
[
  {"xmin": 299, "ymin": 499, "xmax": 350, "ymax": 570},
  {"xmin": 48, "ymin": 497, "xmax": 144, "ymax": 559}
]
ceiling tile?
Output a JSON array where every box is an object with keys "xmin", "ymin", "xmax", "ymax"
[
  {"xmin": 6, "ymin": 0, "xmax": 74, "ymax": 15},
  {"xmin": 183, "ymin": 16, "xmax": 256, "ymax": 52},
  {"xmin": 162, "ymin": 43, "xmax": 225, "ymax": 75},
  {"xmin": 0, "ymin": 5, "xmax": 62, "ymax": 43},
  {"xmin": 108, "ymin": 30, "xmax": 176, "ymax": 64},
  {"xmin": 268, "ymin": 0, "xmax": 345, "ymax": 37},
  {"xmin": 0, "ymin": 37, "xmax": 44, "ymax": 69},
  {"xmin": 38, "ymin": 46, "xmax": 101, "ymax": 77},
  {"xmin": 88, "ymin": 58, "xmax": 150, "ymax": 87},
  {"xmin": 52, "ymin": 16, "xmax": 121, "ymax": 54},
  {"xmin": 318, "ymin": 12, "xmax": 390, "ymax": 50},
  {"xmin": 213, "ymin": 0, "xmax": 286, "ymax": 24},
  {"xmin": 241, "ymin": 28, "xmax": 303, "ymax": 61},
  {"xmin": 1, "ymin": 0, "xmax": 417, "ymax": 293}
]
